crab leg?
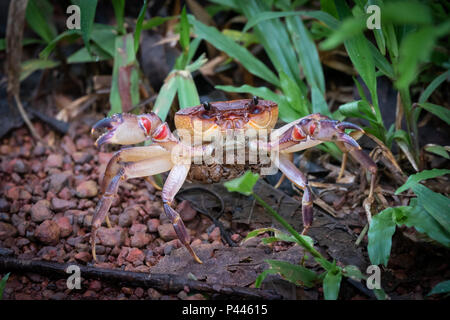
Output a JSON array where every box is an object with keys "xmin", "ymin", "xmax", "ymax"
[
  {"xmin": 276, "ymin": 154, "xmax": 313, "ymax": 233},
  {"xmin": 161, "ymin": 163, "xmax": 203, "ymax": 264},
  {"xmin": 91, "ymin": 146, "xmax": 173, "ymax": 261}
]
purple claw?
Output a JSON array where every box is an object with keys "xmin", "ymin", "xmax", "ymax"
[
  {"xmin": 337, "ymin": 132, "xmax": 361, "ymax": 149},
  {"xmin": 336, "ymin": 121, "xmax": 364, "ymax": 133}
]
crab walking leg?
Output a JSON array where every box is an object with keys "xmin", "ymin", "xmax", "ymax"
[
  {"xmin": 161, "ymin": 163, "xmax": 203, "ymax": 264},
  {"xmin": 335, "ymin": 141, "xmax": 377, "ymax": 199},
  {"xmin": 276, "ymin": 154, "xmax": 314, "ymax": 234},
  {"xmin": 91, "ymin": 151, "xmax": 173, "ymax": 261}
]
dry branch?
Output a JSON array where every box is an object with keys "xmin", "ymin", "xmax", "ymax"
[{"xmin": 0, "ymin": 256, "xmax": 282, "ymax": 300}]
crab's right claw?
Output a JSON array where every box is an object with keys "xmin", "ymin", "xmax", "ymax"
[{"xmin": 91, "ymin": 113, "xmax": 162, "ymax": 147}]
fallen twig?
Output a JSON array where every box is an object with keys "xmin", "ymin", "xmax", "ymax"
[{"xmin": 0, "ymin": 256, "xmax": 282, "ymax": 300}]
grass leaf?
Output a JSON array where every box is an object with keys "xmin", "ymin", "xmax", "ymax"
[
  {"xmin": 396, "ymin": 169, "xmax": 450, "ymax": 194},
  {"xmin": 134, "ymin": 0, "xmax": 148, "ymax": 54},
  {"xmin": 428, "ymin": 280, "xmax": 450, "ymax": 296},
  {"xmin": 224, "ymin": 171, "xmax": 259, "ymax": 196},
  {"xmin": 0, "ymin": 273, "xmax": 10, "ymax": 300},
  {"xmin": 152, "ymin": 74, "xmax": 178, "ymax": 121},
  {"xmin": 26, "ymin": 0, "xmax": 57, "ymax": 43},
  {"xmin": 419, "ymin": 70, "xmax": 450, "ymax": 104},
  {"xmin": 323, "ymin": 269, "xmax": 342, "ymax": 300},
  {"xmin": 73, "ymin": 0, "xmax": 98, "ymax": 52},
  {"xmin": 417, "ymin": 102, "xmax": 450, "ymax": 125},
  {"xmin": 368, "ymin": 207, "xmax": 397, "ymax": 266},
  {"xmin": 189, "ymin": 15, "xmax": 279, "ymax": 86}
]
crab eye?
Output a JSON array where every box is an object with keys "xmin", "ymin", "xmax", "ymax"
[{"xmin": 292, "ymin": 125, "xmax": 306, "ymax": 140}]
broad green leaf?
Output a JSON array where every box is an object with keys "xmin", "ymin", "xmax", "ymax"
[
  {"xmin": 26, "ymin": 0, "xmax": 57, "ymax": 43},
  {"xmin": 73, "ymin": 0, "xmax": 98, "ymax": 52},
  {"xmin": 286, "ymin": 15, "xmax": 325, "ymax": 93},
  {"xmin": 412, "ymin": 184, "xmax": 450, "ymax": 235},
  {"xmin": 216, "ymin": 84, "xmax": 301, "ymax": 122},
  {"xmin": 425, "ymin": 145, "xmax": 449, "ymax": 160},
  {"xmin": 368, "ymin": 208, "xmax": 397, "ymax": 266},
  {"xmin": 394, "ymin": 201, "xmax": 450, "ymax": 247},
  {"xmin": 396, "ymin": 27, "xmax": 436, "ymax": 89},
  {"xmin": 338, "ymin": 100, "xmax": 377, "ymax": 123},
  {"xmin": 90, "ymin": 25, "xmax": 116, "ymax": 58},
  {"xmin": 189, "ymin": 15, "xmax": 279, "ymax": 86},
  {"xmin": 0, "ymin": 273, "xmax": 10, "ymax": 300},
  {"xmin": 396, "ymin": 169, "xmax": 450, "ymax": 194},
  {"xmin": 323, "ymin": 269, "xmax": 342, "ymax": 300},
  {"xmin": 20, "ymin": 59, "xmax": 60, "ymax": 81},
  {"xmin": 152, "ymin": 74, "xmax": 177, "ymax": 121},
  {"xmin": 112, "ymin": 0, "xmax": 125, "ymax": 34},
  {"xmin": 224, "ymin": 171, "xmax": 259, "ymax": 196},
  {"xmin": 417, "ymin": 103, "xmax": 450, "ymax": 125},
  {"xmin": 419, "ymin": 70, "xmax": 449, "ymax": 104},
  {"xmin": 263, "ymin": 260, "xmax": 318, "ymax": 288},
  {"xmin": 176, "ymin": 72, "xmax": 200, "ymax": 109},
  {"xmin": 428, "ymin": 280, "xmax": 450, "ymax": 296},
  {"xmin": 342, "ymin": 265, "xmax": 365, "ymax": 281},
  {"xmin": 134, "ymin": 0, "xmax": 148, "ymax": 54}
]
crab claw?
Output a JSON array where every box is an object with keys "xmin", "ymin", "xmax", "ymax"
[
  {"xmin": 91, "ymin": 113, "xmax": 162, "ymax": 148},
  {"xmin": 336, "ymin": 121, "xmax": 364, "ymax": 133}
]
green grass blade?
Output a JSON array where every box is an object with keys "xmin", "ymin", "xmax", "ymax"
[
  {"xmin": 396, "ymin": 169, "xmax": 450, "ymax": 194},
  {"xmin": 39, "ymin": 30, "xmax": 81, "ymax": 59},
  {"xmin": 134, "ymin": 0, "xmax": 148, "ymax": 54},
  {"xmin": 26, "ymin": 0, "xmax": 57, "ymax": 43},
  {"xmin": 286, "ymin": 15, "xmax": 325, "ymax": 93},
  {"xmin": 323, "ymin": 270, "xmax": 342, "ymax": 300},
  {"xmin": 189, "ymin": 15, "xmax": 279, "ymax": 86},
  {"xmin": 418, "ymin": 102, "xmax": 450, "ymax": 125},
  {"xmin": 419, "ymin": 70, "xmax": 450, "ymax": 104},
  {"xmin": 153, "ymin": 74, "xmax": 177, "ymax": 121},
  {"xmin": 176, "ymin": 72, "xmax": 200, "ymax": 109},
  {"xmin": 237, "ymin": 0, "xmax": 303, "ymax": 88},
  {"xmin": 112, "ymin": 0, "xmax": 125, "ymax": 34},
  {"xmin": 20, "ymin": 59, "xmax": 60, "ymax": 81},
  {"xmin": 73, "ymin": 0, "xmax": 98, "ymax": 52}
]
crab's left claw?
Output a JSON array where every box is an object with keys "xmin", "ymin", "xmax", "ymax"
[{"xmin": 91, "ymin": 113, "xmax": 162, "ymax": 148}]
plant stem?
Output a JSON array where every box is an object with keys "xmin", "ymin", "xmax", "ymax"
[
  {"xmin": 399, "ymin": 87, "xmax": 420, "ymax": 165},
  {"xmin": 252, "ymin": 193, "xmax": 323, "ymax": 261}
]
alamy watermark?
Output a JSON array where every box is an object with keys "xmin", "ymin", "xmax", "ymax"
[
  {"xmin": 366, "ymin": 5, "xmax": 381, "ymax": 30},
  {"xmin": 66, "ymin": 5, "xmax": 81, "ymax": 30}
]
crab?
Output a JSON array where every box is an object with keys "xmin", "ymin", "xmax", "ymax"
[{"xmin": 91, "ymin": 98, "xmax": 377, "ymax": 264}]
